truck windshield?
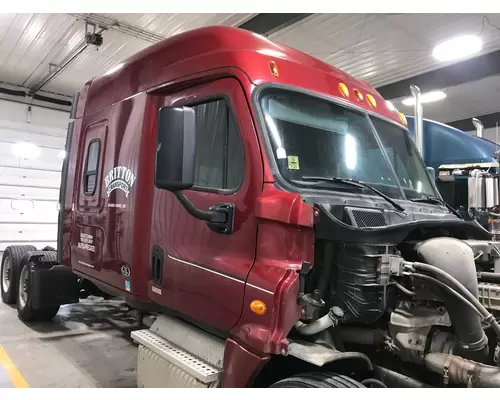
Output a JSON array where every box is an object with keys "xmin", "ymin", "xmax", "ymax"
[{"xmin": 259, "ymin": 88, "xmax": 437, "ymax": 200}]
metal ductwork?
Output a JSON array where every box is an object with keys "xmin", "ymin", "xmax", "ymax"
[
  {"xmin": 410, "ymin": 85, "xmax": 424, "ymax": 157},
  {"xmin": 472, "ymin": 118, "xmax": 484, "ymax": 138}
]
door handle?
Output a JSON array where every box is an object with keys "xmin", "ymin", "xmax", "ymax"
[{"xmin": 151, "ymin": 246, "xmax": 164, "ymax": 285}]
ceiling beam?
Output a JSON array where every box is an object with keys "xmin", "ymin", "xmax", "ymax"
[
  {"xmin": 238, "ymin": 13, "xmax": 312, "ymax": 36},
  {"xmin": 447, "ymin": 111, "xmax": 500, "ymax": 131},
  {"xmin": 376, "ymin": 50, "xmax": 500, "ymax": 100}
]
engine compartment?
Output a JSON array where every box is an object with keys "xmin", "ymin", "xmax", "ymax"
[{"xmin": 291, "ymin": 203, "xmax": 500, "ymax": 388}]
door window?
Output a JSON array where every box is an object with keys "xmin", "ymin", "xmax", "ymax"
[{"xmin": 191, "ymin": 99, "xmax": 245, "ymax": 192}]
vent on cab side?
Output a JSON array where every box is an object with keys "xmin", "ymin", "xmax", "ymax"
[{"xmin": 345, "ymin": 207, "xmax": 387, "ymax": 228}]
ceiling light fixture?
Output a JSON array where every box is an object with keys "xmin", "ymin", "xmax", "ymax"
[
  {"xmin": 432, "ymin": 35, "xmax": 482, "ymax": 62},
  {"xmin": 402, "ymin": 90, "xmax": 447, "ymax": 106}
]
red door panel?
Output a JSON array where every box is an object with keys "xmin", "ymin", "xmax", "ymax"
[
  {"xmin": 149, "ymin": 77, "xmax": 263, "ymax": 331},
  {"xmin": 72, "ymin": 120, "xmax": 108, "ymax": 272}
]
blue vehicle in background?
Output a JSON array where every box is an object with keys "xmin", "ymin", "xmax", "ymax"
[
  {"xmin": 405, "ymin": 114, "xmax": 500, "ymax": 227},
  {"xmin": 406, "ymin": 116, "xmax": 500, "ymax": 183}
]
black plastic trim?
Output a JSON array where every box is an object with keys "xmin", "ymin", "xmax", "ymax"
[
  {"xmin": 151, "ymin": 246, "xmax": 164, "ymax": 286},
  {"xmin": 57, "ymin": 120, "xmax": 75, "ymax": 263},
  {"xmin": 69, "ymin": 92, "xmax": 80, "ymax": 119},
  {"xmin": 315, "ymin": 204, "xmax": 491, "ymax": 244}
]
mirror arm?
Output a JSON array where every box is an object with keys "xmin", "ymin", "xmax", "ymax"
[{"xmin": 173, "ymin": 191, "xmax": 216, "ymax": 221}]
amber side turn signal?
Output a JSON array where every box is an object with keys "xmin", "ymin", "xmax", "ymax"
[{"xmin": 250, "ymin": 300, "xmax": 267, "ymax": 315}]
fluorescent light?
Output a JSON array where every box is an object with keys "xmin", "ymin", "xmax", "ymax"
[
  {"xmin": 432, "ymin": 35, "xmax": 482, "ymax": 62},
  {"xmin": 402, "ymin": 91, "xmax": 447, "ymax": 106},
  {"xmin": 59, "ymin": 150, "xmax": 66, "ymax": 159},
  {"xmin": 12, "ymin": 142, "xmax": 40, "ymax": 159}
]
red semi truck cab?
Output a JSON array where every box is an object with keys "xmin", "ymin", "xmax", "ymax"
[
  {"xmin": 62, "ymin": 28, "xmax": 408, "ymax": 327},
  {"xmin": 8, "ymin": 25, "xmax": 500, "ymax": 389}
]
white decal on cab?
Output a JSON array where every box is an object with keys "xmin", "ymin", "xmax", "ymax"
[{"xmin": 104, "ymin": 166, "xmax": 136, "ymax": 198}]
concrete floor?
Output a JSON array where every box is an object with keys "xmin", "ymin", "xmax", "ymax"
[{"xmin": 0, "ymin": 297, "xmax": 139, "ymax": 388}]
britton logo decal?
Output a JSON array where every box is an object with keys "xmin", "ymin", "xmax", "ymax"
[{"xmin": 104, "ymin": 166, "xmax": 136, "ymax": 198}]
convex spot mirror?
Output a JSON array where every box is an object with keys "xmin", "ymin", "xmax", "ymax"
[{"xmin": 155, "ymin": 106, "xmax": 196, "ymax": 191}]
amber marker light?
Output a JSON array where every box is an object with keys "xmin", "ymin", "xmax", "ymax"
[
  {"xmin": 353, "ymin": 88, "xmax": 363, "ymax": 102},
  {"xmin": 399, "ymin": 112, "xmax": 408, "ymax": 126},
  {"xmin": 339, "ymin": 82, "xmax": 349, "ymax": 98},
  {"xmin": 269, "ymin": 61, "xmax": 279, "ymax": 77},
  {"xmin": 366, "ymin": 94, "xmax": 377, "ymax": 108},
  {"xmin": 250, "ymin": 300, "xmax": 267, "ymax": 315}
]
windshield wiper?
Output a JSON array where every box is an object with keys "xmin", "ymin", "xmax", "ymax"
[
  {"xmin": 409, "ymin": 196, "xmax": 462, "ymax": 219},
  {"xmin": 301, "ymin": 176, "xmax": 406, "ymax": 213}
]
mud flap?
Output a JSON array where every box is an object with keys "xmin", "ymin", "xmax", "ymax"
[{"xmin": 29, "ymin": 259, "xmax": 80, "ymax": 309}]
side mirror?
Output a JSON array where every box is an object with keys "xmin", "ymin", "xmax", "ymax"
[
  {"xmin": 155, "ymin": 106, "xmax": 196, "ymax": 191},
  {"xmin": 154, "ymin": 105, "xmax": 235, "ymax": 235}
]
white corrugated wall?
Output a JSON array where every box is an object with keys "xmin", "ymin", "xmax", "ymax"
[{"xmin": 0, "ymin": 99, "xmax": 69, "ymax": 257}]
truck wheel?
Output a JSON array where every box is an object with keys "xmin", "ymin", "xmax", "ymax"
[
  {"xmin": 269, "ymin": 372, "xmax": 366, "ymax": 388},
  {"xmin": 1, "ymin": 245, "xmax": 37, "ymax": 304},
  {"xmin": 17, "ymin": 264, "xmax": 59, "ymax": 322}
]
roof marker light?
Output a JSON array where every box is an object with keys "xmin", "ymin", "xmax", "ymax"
[
  {"xmin": 399, "ymin": 112, "xmax": 408, "ymax": 126},
  {"xmin": 353, "ymin": 89, "xmax": 363, "ymax": 102},
  {"xmin": 269, "ymin": 61, "xmax": 279, "ymax": 78},
  {"xmin": 339, "ymin": 82, "xmax": 349, "ymax": 98},
  {"xmin": 366, "ymin": 94, "xmax": 377, "ymax": 108}
]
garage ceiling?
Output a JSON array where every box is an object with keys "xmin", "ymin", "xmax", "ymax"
[{"xmin": 0, "ymin": 13, "xmax": 499, "ymax": 130}]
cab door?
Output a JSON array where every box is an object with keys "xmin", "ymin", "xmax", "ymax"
[{"xmin": 149, "ymin": 77, "xmax": 263, "ymax": 331}]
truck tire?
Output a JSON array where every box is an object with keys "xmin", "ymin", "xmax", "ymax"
[
  {"xmin": 269, "ymin": 372, "xmax": 366, "ymax": 388},
  {"xmin": 16, "ymin": 264, "xmax": 59, "ymax": 322},
  {"xmin": 1, "ymin": 245, "xmax": 37, "ymax": 304}
]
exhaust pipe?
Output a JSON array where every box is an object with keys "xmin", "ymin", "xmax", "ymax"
[
  {"xmin": 415, "ymin": 237, "xmax": 488, "ymax": 360},
  {"xmin": 410, "ymin": 85, "xmax": 424, "ymax": 157},
  {"xmin": 425, "ymin": 353, "xmax": 500, "ymax": 387},
  {"xmin": 472, "ymin": 118, "xmax": 484, "ymax": 138}
]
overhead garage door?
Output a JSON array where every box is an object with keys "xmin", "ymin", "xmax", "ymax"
[{"xmin": 0, "ymin": 99, "xmax": 69, "ymax": 257}]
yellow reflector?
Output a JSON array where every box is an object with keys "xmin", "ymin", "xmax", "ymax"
[
  {"xmin": 366, "ymin": 94, "xmax": 377, "ymax": 108},
  {"xmin": 353, "ymin": 89, "xmax": 363, "ymax": 102},
  {"xmin": 269, "ymin": 61, "xmax": 279, "ymax": 78},
  {"xmin": 399, "ymin": 112, "xmax": 408, "ymax": 126},
  {"xmin": 250, "ymin": 300, "xmax": 267, "ymax": 315},
  {"xmin": 338, "ymin": 82, "xmax": 349, "ymax": 98}
]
